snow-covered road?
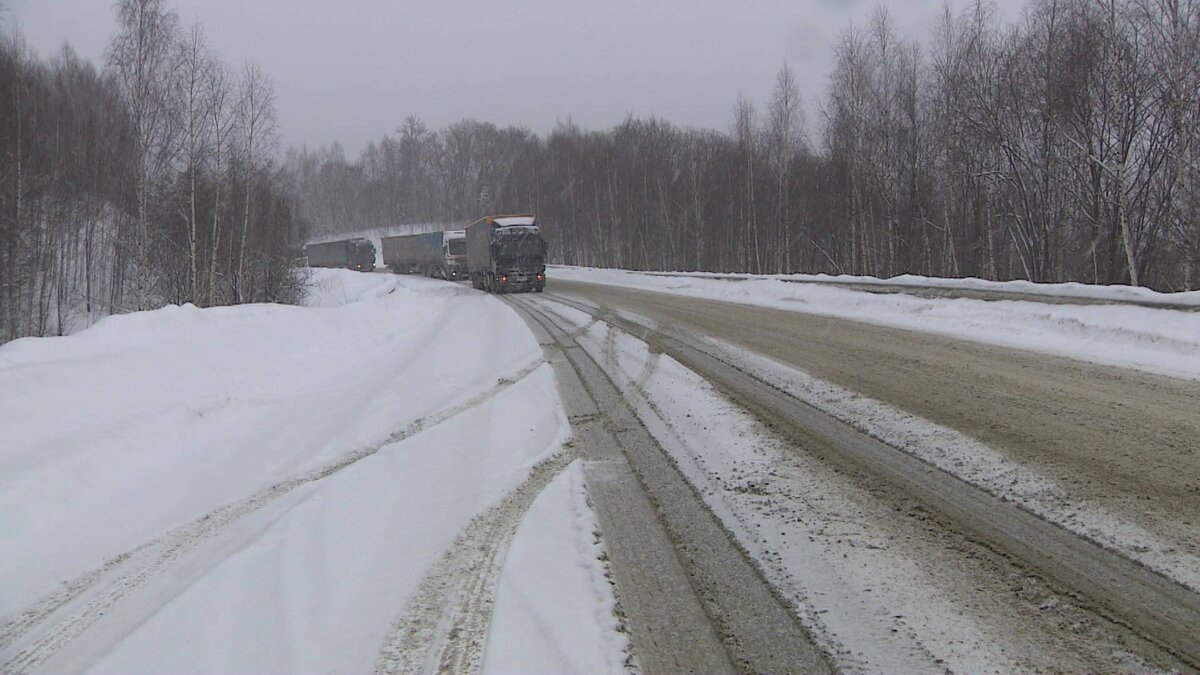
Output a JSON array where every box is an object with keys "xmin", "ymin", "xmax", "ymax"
[
  {"xmin": 529, "ymin": 273, "xmax": 1200, "ymax": 672},
  {"xmin": 7, "ymin": 263, "xmax": 1200, "ymax": 674},
  {"xmin": 520, "ymin": 289, "xmax": 1198, "ymax": 672},
  {"xmin": 0, "ymin": 270, "xmax": 626, "ymax": 674}
]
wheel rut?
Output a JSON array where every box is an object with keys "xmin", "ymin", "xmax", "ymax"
[
  {"xmin": 374, "ymin": 450, "xmax": 575, "ymax": 674},
  {"xmin": 504, "ymin": 295, "xmax": 833, "ymax": 675}
]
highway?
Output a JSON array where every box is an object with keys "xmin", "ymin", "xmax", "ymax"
[{"xmin": 505, "ymin": 277, "xmax": 1200, "ymax": 672}]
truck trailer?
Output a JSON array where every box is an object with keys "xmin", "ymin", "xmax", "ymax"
[
  {"xmin": 466, "ymin": 214, "xmax": 546, "ymax": 293},
  {"xmin": 381, "ymin": 232, "xmax": 441, "ymax": 275},
  {"xmin": 381, "ymin": 230, "xmax": 468, "ymax": 279},
  {"xmin": 304, "ymin": 238, "xmax": 376, "ymax": 272}
]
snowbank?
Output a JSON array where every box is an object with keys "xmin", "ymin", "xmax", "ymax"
[{"xmin": 609, "ymin": 267, "xmax": 1200, "ymax": 307}]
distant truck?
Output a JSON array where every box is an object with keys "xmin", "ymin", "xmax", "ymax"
[
  {"xmin": 466, "ymin": 214, "xmax": 546, "ymax": 293},
  {"xmin": 304, "ymin": 238, "xmax": 376, "ymax": 272},
  {"xmin": 381, "ymin": 230, "xmax": 468, "ymax": 279},
  {"xmin": 442, "ymin": 230, "xmax": 468, "ymax": 280}
]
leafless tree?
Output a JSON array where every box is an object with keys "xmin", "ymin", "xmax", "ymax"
[
  {"xmin": 234, "ymin": 61, "xmax": 278, "ymax": 302},
  {"xmin": 107, "ymin": 0, "xmax": 180, "ymax": 308},
  {"xmin": 766, "ymin": 62, "xmax": 806, "ymax": 272}
]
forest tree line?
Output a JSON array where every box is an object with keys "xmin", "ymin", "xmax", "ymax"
[
  {"xmin": 0, "ymin": 0, "xmax": 303, "ymax": 343},
  {"xmin": 291, "ymin": 0, "xmax": 1200, "ymax": 291}
]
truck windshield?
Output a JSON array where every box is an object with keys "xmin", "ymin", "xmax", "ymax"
[
  {"xmin": 496, "ymin": 233, "xmax": 545, "ymax": 259},
  {"xmin": 448, "ymin": 239, "xmax": 466, "ymax": 256}
]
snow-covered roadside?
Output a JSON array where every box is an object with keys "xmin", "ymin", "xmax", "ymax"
[
  {"xmin": 1, "ymin": 269, "xmax": 531, "ymax": 615},
  {"xmin": 1, "ymin": 269, "xmax": 626, "ymax": 673},
  {"xmin": 551, "ymin": 266, "xmax": 1200, "ymax": 380},
  {"xmin": 529, "ymin": 298, "xmax": 1160, "ymax": 674}
]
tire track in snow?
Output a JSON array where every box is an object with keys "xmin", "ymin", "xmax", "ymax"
[
  {"xmin": 0, "ymin": 357, "xmax": 545, "ymax": 674},
  {"xmin": 374, "ymin": 450, "xmax": 575, "ymax": 675},
  {"xmin": 512, "ymin": 295, "xmax": 831, "ymax": 674}
]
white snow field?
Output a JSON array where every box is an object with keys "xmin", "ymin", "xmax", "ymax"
[
  {"xmin": 0, "ymin": 269, "xmax": 625, "ymax": 674},
  {"xmin": 551, "ymin": 266, "xmax": 1200, "ymax": 380}
]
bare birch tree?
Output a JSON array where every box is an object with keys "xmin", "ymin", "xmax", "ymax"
[
  {"xmin": 234, "ymin": 61, "xmax": 278, "ymax": 302},
  {"xmin": 107, "ymin": 0, "xmax": 180, "ymax": 308},
  {"xmin": 767, "ymin": 62, "xmax": 806, "ymax": 272}
]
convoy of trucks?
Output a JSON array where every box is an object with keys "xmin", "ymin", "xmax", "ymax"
[
  {"xmin": 303, "ymin": 238, "xmax": 376, "ymax": 272},
  {"xmin": 306, "ymin": 215, "xmax": 546, "ymax": 294},
  {"xmin": 381, "ymin": 230, "xmax": 468, "ymax": 279},
  {"xmin": 466, "ymin": 214, "xmax": 546, "ymax": 293}
]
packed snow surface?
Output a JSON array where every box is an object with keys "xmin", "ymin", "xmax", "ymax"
[
  {"xmin": 482, "ymin": 460, "xmax": 629, "ymax": 674},
  {"xmin": 551, "ymin": 266, "xmax": 1200, "ymax": 380},
  {"xmin": 0, "ymin": 269, "xmax": 622, "ymax": 673}
]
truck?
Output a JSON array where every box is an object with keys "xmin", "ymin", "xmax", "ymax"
[
  {"xmin": 466, "ymin": 214, "xmax": 546, "ymax": 293},
  {"xmin": 442, "ymin": 229, "xmax": 467, "ymax": 280},
  {"xmin": 381, "ymin": 230, "xmax": 468, "ymax": 280},
  {"xmin": 304, "ymin": 238, "xmax": 376, "ymax": 272}
]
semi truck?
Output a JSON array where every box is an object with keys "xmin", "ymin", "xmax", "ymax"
[
  {"xmin": 442, "ymin": 230, "xmax": 467, "ymax": 280},
  {"xmin": 304, "ymin": 238, "xmax": 376, "ymax": 272},
  {"xmin": 466, "ymin": 214, "xmax": 546, "ymax": 293},
  {"xmin": 381, "ymin": 230, "xmax": 468, "ymax": 279}
]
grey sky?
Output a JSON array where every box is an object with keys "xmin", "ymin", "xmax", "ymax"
[{"xmin": 7, "ymin": 0, "xmax": 1022, "ymax": 155}]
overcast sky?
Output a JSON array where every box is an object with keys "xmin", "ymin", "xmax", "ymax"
[{"xmin": 7, "ymin": 0, "xmax": 1023, "ymax": 155}]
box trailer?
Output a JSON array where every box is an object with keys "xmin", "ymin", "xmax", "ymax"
[
  {"xmin": 382, "ymin": 230, "xmax": 469, "ymax": 280},
  {"xmin": 381, "ymin": 232, "xmax": 443, "ymax": 275},
  {"xmin": 304, "ymin": 238, "xmax": 376, "ymax": 272}
]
